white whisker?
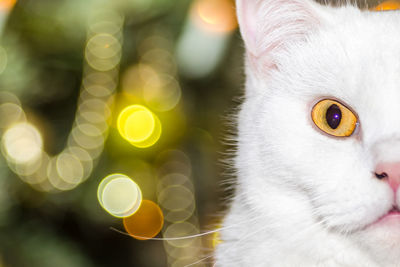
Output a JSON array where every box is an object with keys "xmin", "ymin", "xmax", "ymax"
[
  {"xmin": 110, "ymin": 213, "xmax": 266, "ymax": 241},
  {"xmin": 183, "ymin": 254, "xmax": 214, "ymax": 267}
]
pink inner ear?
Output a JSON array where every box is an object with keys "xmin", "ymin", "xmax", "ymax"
[
  {"xmin": 237, "ymin": 0, "xmax": 320, "ymax": 58},
  {"xmin": 236, "ymin": 0, "xmax": 258, "ymax": 56}
]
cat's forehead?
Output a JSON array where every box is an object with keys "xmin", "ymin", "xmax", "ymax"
[
  {"xmin": 328, "ymin": 11, "xmax": 399, "ymax": 99},
  {"xmin": 329, "ymin": 18, "xmax": 400, "ymax": 95},
  {"xmin": 332, "ymin": 10, "xmax": 400, "ymax": 59},
  {"xmin": 283, "ymin": 9, "xmax": 400, "ymax": 99}
]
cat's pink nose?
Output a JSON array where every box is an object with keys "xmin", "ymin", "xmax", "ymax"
[{"xmin": 375, "ymin": 162, "xmax": 400, "ymax": 193}]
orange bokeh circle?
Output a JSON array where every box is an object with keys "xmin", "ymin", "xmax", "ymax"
[
  {"xmin": 192, "ymin": 0, "xmax": 237, "ymax": 33},
  {"xmin": 372, "ymin": 0, "xmax": 400, "ymax": 11},
  {"xmin": 0, "ymin": 0, "xmax": 17, "ymax": 11},
  {"xmin": 123, "ymin": 200, "xmax": 164, "ymax": 240}
]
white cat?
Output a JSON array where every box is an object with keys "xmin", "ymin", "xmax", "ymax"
[{"xmin": 215, "ymin": 0, "xmax": 400, "ymax": 266}]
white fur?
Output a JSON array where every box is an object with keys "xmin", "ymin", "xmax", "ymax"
[{"xmin": 215, "ymin": 1, "xmax": 400, "ymax": 266}]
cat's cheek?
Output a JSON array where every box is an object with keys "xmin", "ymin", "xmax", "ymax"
[
  {"xmin": 353, "ymin": 223, "xmax": 400, "ymax": 265},
  {"xmin": 316, "ymin": 189, "xmax": 390, "ymax": 231},
  {"xmin": 255, "ymin": 97, "xmax": 387, "ymax": 231}
]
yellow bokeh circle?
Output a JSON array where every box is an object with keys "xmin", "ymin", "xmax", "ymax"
[
  {"xmin": 117, "ymin": 105, "xmax": 162, "ymax": 148},
  {"xmin": 124, "ymin": 109, "xmax": 154, "ymax": 142},
  {"xmin": 97, "ymin": 173, "xmax": 142, "ymax": 218}
]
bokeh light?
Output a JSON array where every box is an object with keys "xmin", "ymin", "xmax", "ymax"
[
  {"xmin": 2, "ymin": 122, "xmax": 43, "ymax": 165},
  {"xmin": 88, "ymin": 10, "xmax": 124, "ymax": 35},
  {"xmin": 71, "ymin": 123, "xmax": 105, "ymax": 151},
  {"xmin": 192, "ymin": 0, "xmax": 237, "ymax": 33},
  {"xmin": 0, "ymin": 102, "xmax": 25, "ymax": 129},
  {"xmin": 85, "ymin": 33, "xmax": 121, "ymax": 71},
  {"xmin": 164, "ymin": 222, "xmax": 198, "ymax": 248},
  {"xmin": 47, "ymin": 157, "xmax": 78, "ymax": 191},
  {"xmin": 56, "ymin": 152, "xmax": 85, "ymax": 185},
  {"xmin": 9, "ymin": 152, "xmax": 42, "ymax": 177},
  {"xmin": 121, "ymin": 64, "xmax": 159, "ymax": 96},
  {"xmin": 373, "ymin": 0, "xmax": 400, "ymax": 11},
  {"xmin": 124, "ymin": 109, "xmax": 154, "ymax": 141},
  {"xmin": 155, "ymin": 149, "xmax": 205, "ymax": 265},
  {"xmin": 123, "ymin": 199, "xmax": 164, "ymax": 240},
  {"xmin": 117, "ymin": 105, "xmax": 162, "ymax": 148},
  {"xmin": 121, "ymin": 60, "xmax": 181, "ymax": 112},
  {"xmin": 83, "ymin": 72, "xmax": 117, "ymax": 97},
  {"xmin": 141, "ymin": 47, "xmax": 177, "ymax": 76},
  {"xmin": 164, "ymin": 241, "xmax": 204, "ymax": 266},
  {"xmin": 19, "ymin": 153, "xmax": 49, "ymax": 186},
  {"xmin": 97, "ymin": 173, "xmax": 142, "ymax": 218},
  {"xmin": 0, "ymin": 0, "xmax": 17, "ymax": 11},
  {"xmin": 158, "ymin": 185, "xmax": 195, "ymax": 213},
  {"xmin": 176, "ymin": 0, "xmax": 236, "ymax": 78},
  {"xmin": 143, "ymin": 74, "xmax": 181, "ymax": 112},
  {"xmin": 66, "ymin": 146, "xmax": 93, "ymax": 181}
]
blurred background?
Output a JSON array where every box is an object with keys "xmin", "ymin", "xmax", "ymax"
[{"xmin": 0, "ymin": 0, "xmax": 390, "ymax": 266}]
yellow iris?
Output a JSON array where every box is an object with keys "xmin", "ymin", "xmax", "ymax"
[{"xmin": 311, "ymin": 99, "xmax": 357, "ymax": 137}]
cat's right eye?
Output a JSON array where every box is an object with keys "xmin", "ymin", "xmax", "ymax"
[{"xmin": 311, "ymin": 99, "xmax": 357, "ymax": 137}]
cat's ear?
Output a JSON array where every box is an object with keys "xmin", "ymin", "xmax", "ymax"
[{"xmin": 236, "ymin": 0, "xmax": 325, "ymax": 67}]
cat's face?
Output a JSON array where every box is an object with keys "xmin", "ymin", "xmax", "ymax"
[{"xmin": 236, "ymin": 0, "xmax": 400, "ymax": 263}]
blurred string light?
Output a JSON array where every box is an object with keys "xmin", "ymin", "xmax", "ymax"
[
  {"xmin": 156, "ymin": 150, "xmax": 205, "ymax": 267},
  {"xmin": 372, "ymin": 0, "xmax": 400, "ymax": 11},
  {"xmin": 143, "ymin": 74, "xmax": 181, "ymax": 112},
  {"xmin": 117, "ymin": 104, "xmax": 162, "ymax": 148},
  {"xmin": 116, "ymin": 32, "xmax": 185, "ymax": 151},
  {"xmin": 176, "ymin": 0, "xmax": 237, "ymax": 79},
  {"xmin": 0, "ymin": 8, "xmax": 124, "ymax": 192}
]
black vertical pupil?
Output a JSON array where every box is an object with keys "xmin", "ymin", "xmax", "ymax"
[{"xmin": 326, "ymin": 104, "xmax": 342, "ymax": 129}]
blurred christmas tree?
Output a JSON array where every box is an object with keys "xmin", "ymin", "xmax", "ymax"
[{"xmin": 0, "ymin": 0, "xmax": 243, "ymax": 266}]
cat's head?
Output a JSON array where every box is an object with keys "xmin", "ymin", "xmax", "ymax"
[{"xmin": 235, "ymin": 0, "xmax": 400, "ymax": 263}]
